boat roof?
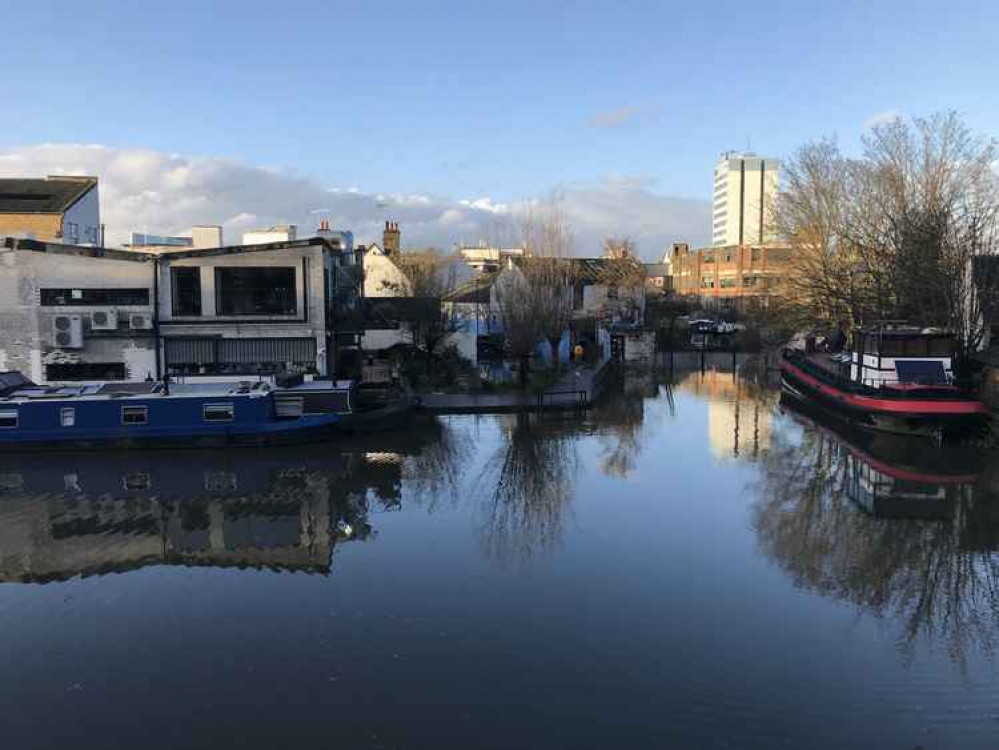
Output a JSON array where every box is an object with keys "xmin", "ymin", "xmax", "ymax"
[
  {"xmin": 0, "ymin": 380, "xmax": 273, "ymax": 403},
  {"xmin": 855, "ymin": 325, "xmax": 953, "ymax": 338}
]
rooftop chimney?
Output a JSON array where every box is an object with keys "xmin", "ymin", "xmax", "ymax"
[{"xmin": 383, "ymin": 220, "xmax": 401, "ymax": 259}]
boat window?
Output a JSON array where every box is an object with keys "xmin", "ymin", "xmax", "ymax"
[
  {"xmin": 122, "ymin": 472, "xmax": 151, "ymax": 491},
  {"xmin": 203, "ymin": 402, "xmax": 235, "ymax": 422},
  {"xmin": 121, "ymin": 406, "xmax": 148, "ymax": 425},
  {"xmin": 275, "ymin": 396, "xmax": 304, "ymax": 419},
  {"xmin": 205, "ymin": 472, "xmax": 237, "ymax": 491},
  {"xmin": 0, "ymin": 410, "xmax": 17, "ymax": 428},
  {"xmin": 60, "ymin": 407, "xmax": 75, "ymax": 427},
  {"xmin": 879, "ymin": 338, "xmax": 905, "ymax": 357},
  {"xmin": 928, "ymin": 338, "xmax": 952, "ymax": 357}
]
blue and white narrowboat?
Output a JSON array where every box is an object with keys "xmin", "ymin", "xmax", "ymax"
[{"xmin": 0, "ymin": 372, "xmax": 343, "ymax": 450}]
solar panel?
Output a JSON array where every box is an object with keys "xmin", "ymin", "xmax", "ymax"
[{"xmin": 895, "ymin": 360, "xmax": 948, "ymax": 385}]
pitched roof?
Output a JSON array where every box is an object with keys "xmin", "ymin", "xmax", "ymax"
[
  {"xmin": 0, "ymin": 176, "xmax": 98, "ymax": 214},
  {"xmin": 444, "ymin": 272, "xmax": 497, "ymax": 303}
]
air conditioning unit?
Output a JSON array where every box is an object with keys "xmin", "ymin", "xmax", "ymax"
[
  {"xmin": 53, "ymin": 315, "xmax": 84, "ymax": 349},
  {"xmin": 90, "ymin": 308, "xmax": 118, "ymax": 331},
  {"xmin": 129, "ymin": 313, "xmax": 154, "ymax": 330}
]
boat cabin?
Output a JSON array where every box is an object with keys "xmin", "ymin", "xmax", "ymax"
[{"xmin": 849, "ymin": 327, "xmax": 955, "ymax": 389}]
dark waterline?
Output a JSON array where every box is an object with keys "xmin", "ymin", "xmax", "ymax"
[{"xmin": 1, "ymin": 365, "xmax": 998, "ymax": 749}]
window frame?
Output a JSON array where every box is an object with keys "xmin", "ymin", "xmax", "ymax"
[
  {"xmin": 121, "ymin": 405, "xmax": 149, "ymax": 426},
  {"xmin": 203, "ymin": 402, "xmax": 235, "ymax": 422},
  {"xmin": 214, "ymin": 266, "xmax": 298, "ymax": 317}
]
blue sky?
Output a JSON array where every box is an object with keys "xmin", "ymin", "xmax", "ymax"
[{"xmin": 2, "ymin": 0, "xmax": 998, "ymax": 253}]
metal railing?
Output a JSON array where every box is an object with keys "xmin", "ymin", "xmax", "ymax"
[{"xmin": 537, "ymin": 389, "xmax": 588, "ymax": 408}]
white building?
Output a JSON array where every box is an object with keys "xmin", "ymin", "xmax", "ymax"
[
  {"xmin": 123, "ymin": 226, "xmax": 224, "ymax": 253},
  {"xmin": 712, "ymin": 152, "xmax": 779, "ymax": 247},
  {"xmin": 243, "ymin": 224, "xmax": 297, "ymax": 245},
  {"xmin": 458, "ymin": 243, "xmax": 525, "ymax": 273}
]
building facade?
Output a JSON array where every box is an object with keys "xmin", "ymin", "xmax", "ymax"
[
  {"xmin": 0, "ymin": 231, "xmax": 361, "ymax": 384},
  {"xmin": 0, "ymin": 238, "xmax": 158, "ymax": 383},
  {"xmin": 669, "ymin": 243, "xmax": 792, "ymax": 307},
  {"xmin": 0, "ymin": 176, "xmax": 101, "ymax": 245},
  {"xmin": 712, "ymin": 152, "xmax": 779, "ymax": 247}
]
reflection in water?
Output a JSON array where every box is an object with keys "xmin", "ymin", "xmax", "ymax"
[
  {"xmin": 476, "ymin": 412, "xmax": 579, "ymax": 565},
  {"xmin": 752, "ymin": 394, "xmax": 999, "ymax": 669},
  {"xmin": 0, "ymin": 422, "xmax": 454, "ymax": 583},
  {"xmin": 673, "ymin": 366, "xmax": 777, "ymax": 461},
  {"xmin": 591, "ymin": 374, "xmax": 652, "ymax": 478}
]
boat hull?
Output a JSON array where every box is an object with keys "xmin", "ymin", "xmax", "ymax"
[
  {"xmin": 780, "ymin": 353, "xmax": 988, "ymax": 438},
  {"xmin": 0, "ymin": 413, "xmax": 344, "ymax": 452}
]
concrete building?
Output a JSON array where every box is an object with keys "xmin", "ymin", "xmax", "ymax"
[
  {"xmin": 669, "ymin": 243, "xmax": 791, "ymax": 308},
  {"xmin": 0, "ymin": 228, "xmax": 361, "ymax": 383},
  {"xmin": 0, "ymin": 237, "xmax": 158, "ymax": 382},
  {"xmin": 157, "ymin": 234, "xmax": 359, "ymax": 378},
  {"xmin": 712, "ymin": 152, "xmax": 779, "ymax": 247},
  {"xmin": 0, "ymin": 176, "xmax": 101, "ymax": 245}
]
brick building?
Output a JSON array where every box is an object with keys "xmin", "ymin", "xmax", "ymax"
[{"xmin": 668, "ymin": 243, "xmax": 792, "ymax": 308}]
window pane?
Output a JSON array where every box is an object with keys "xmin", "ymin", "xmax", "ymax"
[
  {"xmin": 41, "ymin": 288, "xmax": 150, "ymax": 306},
  {"xmin": 122, "ymin": 406, "xmax": 148, "ymax": 425},
  {"xmin": 60, "ymin": 408, "xmax": 75, "ymax": 427},
  {"xmin": 216, "ymin": 267, "xmax": 297, "ymax": 316},
  {"xmin": 203, "ymin": 403, "xmax": 234, "ymax": 422},
  {"xmin": 0, "ymin": 410, "xmax": 17, "ymax": 428},
  {"xmin": 171, "ymin": 267, "xmax": 202, "ymax": 316}
]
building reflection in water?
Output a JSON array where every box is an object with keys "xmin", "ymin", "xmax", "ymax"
[
  {"xmin": 0, "ymin": 419, "xmax": 454, "ymax": 584},
  {"xmin": 673, "ymin": 366, "xmax": 777, "ymax": 461},
  {"xmin": 751, "ymin": 394, "xmax": 999, "ymax": 670}
]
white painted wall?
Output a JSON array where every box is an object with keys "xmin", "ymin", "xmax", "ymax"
[{"xmin": 0, "ymin": 244, "xmax": 155, "ymax": 382}]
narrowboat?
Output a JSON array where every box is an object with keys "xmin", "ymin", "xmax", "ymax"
[
  {"xmin": 0, "ymin": 371, "xmax": 343, "ymax": 450},
  {"xmin": 780, "ymin": 326, "xmax": 990, "ymax": 438}
]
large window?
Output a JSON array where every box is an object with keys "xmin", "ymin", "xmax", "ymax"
[
  {"xmin": 46, "ymin": 363, "xmax": 126, "ymax": 381},
  {"xmin": 41, "ymin": 288, "xmax": 150, "ymax": 306},
  {"xmin": 215, "ymin": 267, "xmax": 297, "ymax": 316},
  {"xmin": 171, "ymin": 267, "xmax": 202, "ymax": 316}
]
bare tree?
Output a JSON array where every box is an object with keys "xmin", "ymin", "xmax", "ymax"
[
  {"xmin": 520, "ymin": 195, "xmax": 576, "ymax": 370},
  {"xmin": 601, "ymin": 235, "xmax": 637, "ymax": 259},
  {"xmin": 774, "ymin": 112, "xmax": 999, "ymax": 358},
  {"xmin": 493, "ymin": 263, "xmax": 539, "ymax": 387},
  {"xmin": 382, "ymin": 248, "xmax": 464, "ymax": 358}
]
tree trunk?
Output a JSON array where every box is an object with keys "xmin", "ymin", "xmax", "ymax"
[{"xmin": 520, "ymin": 354, "xmax": 530, "ymax": 388}]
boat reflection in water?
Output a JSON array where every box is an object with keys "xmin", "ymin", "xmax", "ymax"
[
  {"xmin": 0, "ymin": 420, "xmax": 449, "ymax": 584},
  {"xmin": 755, "ymin": 393, "xmax": 999, "ymax": 667}
]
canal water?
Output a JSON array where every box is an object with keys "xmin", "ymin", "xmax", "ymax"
[{"xmin": 1, "ymin": 363, "xmax": 998, "ymax": 749}]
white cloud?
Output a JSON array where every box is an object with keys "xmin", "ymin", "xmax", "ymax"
[
  {"xmin": 0, "ymin": 144, "xmax": 710, "ymax": 258},
  {"xmin": 864, "ymin": 110, "xmax": 902, "ymax": 130},
  {"xmin": 589, "ymin": 106, "xmax": 640, "ymax": 129}
]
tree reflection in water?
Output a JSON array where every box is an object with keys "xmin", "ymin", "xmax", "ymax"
[
  {"xmin": 398, "ymin": 415, "xmax": 474, "ymax": 512},
  {"xmin": 592, "ymin": 374, "xmax": 651, "ymax": 478},
  {"xmin": 476, "ymin": 412, "xmax": 580, "ymax": 566},
  {"xmin": 752, "ymin": 401, "xmax": 999, "ymax": 671}
]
